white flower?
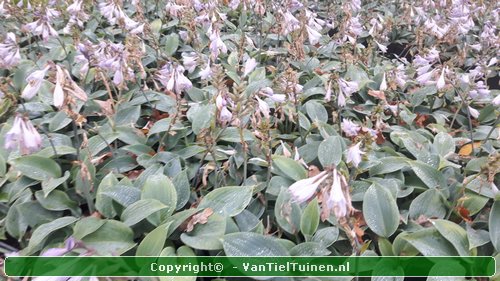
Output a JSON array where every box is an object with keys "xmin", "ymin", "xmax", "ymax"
[
  {"xmin": 341, "ymin": 119, "xmax": 361, "ymax": 137},
  {"xmin": 256, "ymin": 96, "xmax": 270, "ymax": 119},
  {"xmin": 379, "ymin": 72, "xmax": 387, "ymax": 91},
  {"xmin": 492, "ymin": 95, "xmax": 500, "ymax": 106},
  {"xmin": 4, "ymin": 115, "xmax": 43, "ymax": 155},
  {"xmin": 416, "ymin": 68, "xmax": 435, "ymax": 85},
  {"xmin": 468, "ymin": 106, "xmax": 479, "ymax": 119},
  {"xmin": 374, "ymin": 40, "xmax": 387, "ymax": 53},
  {"xmin": 199, "ymin": 62, "xmax": 212, "ymax": 80},
  {"xmin": 54, "ymin": 66, "xmax": 66, "ymax": 107},
  {"xmin": 325, "ymin": 80, "xmax": 332, "ymax": 102},
  {"xmin": 346, "ymin": 142, "xmax": 365, "ymax": 167},
  {"xmin": 306, "ymin": 26, "xmax": 322, "ymax": 45},
  {"xmin": 269, "ymin": 93, "xmax": 286, "ymax": 103},
  {"xmin": 243, "ymin": 57, "xmax": 257, "ymax": 77},
  {"xmin": 289, "ymin": 171, "xmax": 329, "ymax": 204},
  {"xmin": 337, "ymin": 78, "xmax": 358, "ymax": 106},
  {"xmin": 436, "ymin": 67, "xmax": 446, "ymax": 90},
  {"xmin": 327, "ymin": 170, "xmax": 348, "ymax": 219},
  {"xmin": 21, "ymin": 65, "xmax": 51, "ymax": 100}
]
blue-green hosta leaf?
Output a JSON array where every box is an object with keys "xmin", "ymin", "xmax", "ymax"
[
  {"xmin": 489, "ymin": 200, "xmax": 500, "ymax": 251},
  {"xmin": 172, "ymin": 171, "xmax": 191, "ymax": 210},
  {"xmin": 81, "ymin": 219, "xmax": 136, "ymax": 255},
  {"xmin": 408, "ymin": 160, "xmax": 446, "ymax": 189},
  {"xmin": 305, "ymin": 100, "xmax": 328, "ymax": 123},
  {"xmin": 403, "ymin": 227, "xmax": 459, "ymax": 256},
  {"xmin": 235, "ymin": 210, "xmax": 261, "ymax": 232},
  {"xmin": 312, "ymin": 227, "xmax": 339, "ymax": 247},
  {"xmin": 409, "ymin": 189, "xmax": 446, "ymax": 220},
  {"xmin": 197, "ymin": 186, "xmax": 253, "ymax": 217},
  {"xmin": 101, "ymin": 185, "xmax": 141, "ymax": 207},
  {"xmin": 120, "ymin": 199, "xmax": 168, "ymax": 226},
  {"xmin": 136, "ymin": 222, "xmax": 173, "ymax": 256},
  {"xmin": 73, "ymin": 217, "xmax": 106, "ymax": 240},
  {"xmin": 431, "ymin": 220, "xmax": 470, "ymax": 256},
  {"xmin": 223, "ymin": 232, "xmax": 289, "ymax": 256},
  {"xmin": 369, "ymin": 157, "xmax": 410, "ymax": 176},
  {"xmin": 180, "ymin": 213, "xmax": 226, "ymax": 250},
  {"xmin": 289, "ymin": 242, "xmax": 331, "ymax": 256},
  {"xmin": 433, "ymin": 132, "xmax": 455, "ymax": 157},
  {"xmin": 41, "ymin": 171, "xmax": 70, "ymax": 197},
  {"xmin": 23, "ymin": 216, "xmax": 78, "ymax": 255},
  {"xmin": 141, "ymin": 174, "xmax": 177, "ymax": 217},
  {"xmin": 466, "ymin": 224, "xmax": 490, "ymax": 250},
  {"xmin": 271, "ymin": 155, "xmax": 307, "ymax": 181},
  {"xmin": 187, "ymin": 103, "xmax": 215, "ymax": 135},
  {"xmin": 10, "ymin": 156, "xmax": 61, "ymax": 181},
  {"xmin": 300, "ymin": 198, "xmax": 320, "ymax": 238},
  {"xmin": 34, "ymin": 190, "xmax": 80, "ymax": 216},
  {"xmin": 318, "ymin": 135, "xmax": 343, "ymax": 167},
  {"xmin": 275, "ymin": 187, "xmax": 302, "ymax": 234},
  {"xmin": 363, "ymin": 184, "xmax": 399, "ymax": 238}
]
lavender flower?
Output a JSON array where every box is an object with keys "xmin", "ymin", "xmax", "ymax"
[
  {"xmin": 182, "ymin": 52, "xmax": 198, "ymax": 73},
  {"xmin": 208, "ymin": 26, "xmax": 227, "ymax": 59},
  {"xmin": 341, "ymin": 119, "xmax": 361, "ymax": 137},
  {"xmin": 289, "ymin": 171, "xmax": 329, "ymax": 204},
  {"xmin": 157, "ymin": 63, "xmax": 192, "ymax": 94},
  {"xmin": 281, "ymin": 11, "xmax": 300, "ymax": 35},
  {"xmin": 21, "ymin": 65, "xmax": 51, "ymax": 100},
  {"xmin": 5, "ymin": 115, "xmax": 43, "ymax": 155},
  {"xmin": 0, "ymin": 32, "xmax": 21, "ymax": 69},
  {"xmin": 41, "ymin": 237, "xmax": 77, "ymax": 256},
  {"xmin": 469, "ymin": 81, "xmax": 490, "ymax": 100},
  {"xmin": 344, "ymin": 16, "xmax": 363, "ymax": 44}
]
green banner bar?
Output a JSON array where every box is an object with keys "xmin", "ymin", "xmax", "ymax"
[{"xmin": 5, "ymin": 256, "xmax": 495, "ymax": 277}]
